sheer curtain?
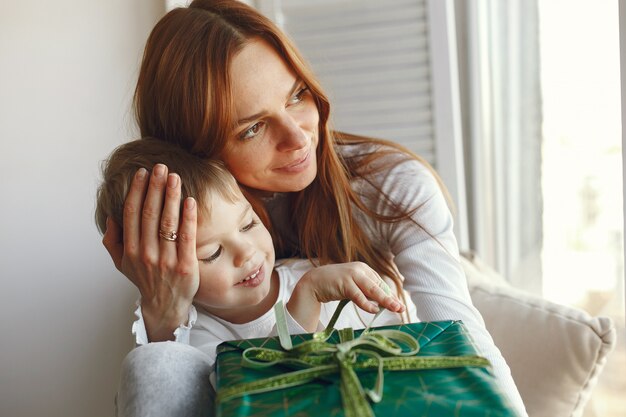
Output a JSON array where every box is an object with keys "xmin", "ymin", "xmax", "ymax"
[{"xmin": 455, "ymin": 0, "xmax": 543, "ymax": 290}]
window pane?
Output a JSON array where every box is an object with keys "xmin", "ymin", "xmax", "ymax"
[{"xmin": 539, "ymin": 0, "xmax": 624, "ymax": 415}]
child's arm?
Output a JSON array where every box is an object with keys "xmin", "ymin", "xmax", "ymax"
[{"xmin": 286, "ymin": 262, "xmax": 405, "ymax": 332}]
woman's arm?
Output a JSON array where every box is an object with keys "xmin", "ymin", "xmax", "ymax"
[
  {"xmin": 356, "ymin": 154, "xmax": 528, "ymax": 416},
  {"xmin": 102, "ymin": 165, "xmax": 200, "ymax": 342}
]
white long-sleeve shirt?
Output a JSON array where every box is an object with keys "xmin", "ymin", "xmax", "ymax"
[
  {"xmin": 263, "ymin": 142, "xmax": 527, "ymax": 417},
  {"xmin": 133, "ymin": 259, "xmax": 418, "ymax": 381}
]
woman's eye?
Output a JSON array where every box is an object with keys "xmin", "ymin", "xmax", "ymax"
[
  {"xmin": 241, "ymin": 219, "xmax": 258, "ymax": 232},
  {"xmin": 200, "ymin": 246, "xmax": 222, "ymax": 263},
  {"xmin": 288, "ymin": 86, "xmax": 309, "ymax": 105},
  {"xmin": 240, "ymin": 122, "xmax": 264, "ymax": 140}
]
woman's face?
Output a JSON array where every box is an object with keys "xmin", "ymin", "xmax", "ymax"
[{"xmin": 221, "ymin": 39, "xmax": 320, "ymax": 193}]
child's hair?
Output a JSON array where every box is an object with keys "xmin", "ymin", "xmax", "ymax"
[{"xmin": 95, "ymin": 138, "xmax": 240, "ymax": 235}]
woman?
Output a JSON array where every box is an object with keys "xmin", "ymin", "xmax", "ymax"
[{"xmin": 105, "ymin": 1, "xmax": 527, "ymax": 416}]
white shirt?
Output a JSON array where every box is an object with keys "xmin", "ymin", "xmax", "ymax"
[
  {"xmin": 263, "ymin": 142, "xmax": 528, "ymax": 416},
  {"xmin": 133, "ymin": 258, "xmax": 418, "ymax": 366}
]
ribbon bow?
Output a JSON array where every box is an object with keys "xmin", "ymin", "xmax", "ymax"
[{"xmin": 216, "ymin": 299, "xmax": 490, "ymax": 417}]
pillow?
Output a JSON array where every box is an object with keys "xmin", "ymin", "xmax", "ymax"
[{"xmin": 461, "ymin": 253, "xmax": 617, "ymax": 417}]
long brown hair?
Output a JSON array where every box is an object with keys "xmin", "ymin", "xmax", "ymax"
[{"xmin": 133, "ymin": 0, "xmax": 453, "ymax": 309}]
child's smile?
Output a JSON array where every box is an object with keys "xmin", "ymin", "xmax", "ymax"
[{"xmin": 235, "ymin": 263, "xmax": 265, "ymax": 286}]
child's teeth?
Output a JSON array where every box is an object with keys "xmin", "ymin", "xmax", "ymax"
[{"xmin": 241, "ymin": 269, "xmax": 260, "ymax": 283}]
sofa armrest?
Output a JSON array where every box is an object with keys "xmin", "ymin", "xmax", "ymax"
[{"xmin": 461, "ymin": 254, "xmax": 617, "ymax": 417}]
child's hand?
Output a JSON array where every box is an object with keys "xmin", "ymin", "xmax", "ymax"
[
  {"xmin": 287, "ymin": 262, "xmax": 405, "ymax": 332},
  {"xmin": 304, "ymin": 262, "xmax": 405, "ymax": 313}
]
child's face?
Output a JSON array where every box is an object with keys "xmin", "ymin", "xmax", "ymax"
[{"xmin": 193, "ymin": 190, "xmax": 276, "ymax": 323}]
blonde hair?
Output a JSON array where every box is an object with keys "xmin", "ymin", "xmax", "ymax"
[
  {"xmin": 132, "ymin": 0, "xmax": 454, "ymax": 317},
  {"xmin": 95, "ymin": 138, "xmax": 240, "ymax": 235}
]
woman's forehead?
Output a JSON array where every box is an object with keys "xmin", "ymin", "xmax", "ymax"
[{"xmin": 229, "ymin": 39, "xmax": 298, "ymax": 118}]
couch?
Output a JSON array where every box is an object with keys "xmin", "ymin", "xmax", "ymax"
[{"xmin": 461, "ymin": 253, "xmax": 617, "ymax": 417}]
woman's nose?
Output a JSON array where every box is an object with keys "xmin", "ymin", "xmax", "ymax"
[{"xmin": 275, "ymin": 114, "xmax": 307, "ymax": 152}]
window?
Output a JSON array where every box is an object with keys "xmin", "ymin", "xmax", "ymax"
[
  {"xmin": 256, "ymin": 0, "xmax": 469, "ymax": 245},
  {"xmin": 457, "ymin": 0, "xmax": 624, "ymax": 415},
  {"xmin": 185, "ymin": 0, "xmax": 624, "ymax": 413},
  {"xmin": 539, "ymin": 1, "xmax": 624, "ymax": 415}
]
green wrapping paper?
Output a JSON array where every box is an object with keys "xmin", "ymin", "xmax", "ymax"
[{"xmin": 215, "ymin": 317, "xmax": 518, "ymax": 417}]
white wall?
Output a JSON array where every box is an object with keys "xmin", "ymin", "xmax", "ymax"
[
  {"xmin": 620, "ymin": 0, "xmax": 626, "ymax": 321},
  {"xmin": 0, "ymin": 1, "xmax": 164, "ymax": 416}
]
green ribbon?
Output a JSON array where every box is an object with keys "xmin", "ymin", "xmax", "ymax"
[{"xmin": 216, "ymin": 299, "xmax": 490, "ymax": 417}]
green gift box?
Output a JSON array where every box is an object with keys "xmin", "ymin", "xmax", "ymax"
[{"xmin": 215, "ymin": 312, "xmax": 518, "ymax": 417}]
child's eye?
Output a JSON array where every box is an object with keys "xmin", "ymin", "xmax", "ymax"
[
  {"xmin": 200, "ymin": 246, "xmax": 222, "ymax": 264},
  {"xmin": 241, "ymin": 220, "xmax": 258, "ymax": 232},
  {"xmin": 240, "ymin": 122, "xmax": 264, "ymax": 141}
]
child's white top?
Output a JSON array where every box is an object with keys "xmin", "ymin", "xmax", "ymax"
[{"xmin": 132, "ymin": 258, "xmax": 418, "ymax": 366}]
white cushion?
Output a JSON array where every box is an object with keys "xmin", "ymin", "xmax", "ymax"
[{"xmin": 461, "ymin": 254, "xmax": 617, "ymax": 417}]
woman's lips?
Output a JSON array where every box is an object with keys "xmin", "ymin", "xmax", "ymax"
[
  {"xmin": 275, "ymin": 150, "xmax": 311, "ymax": 173},
  {"xmin": 235, "ymin": 264, "xmax": 265, "ymax": 287}
]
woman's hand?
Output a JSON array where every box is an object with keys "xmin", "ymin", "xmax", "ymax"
[
  {"xmin": 287, "ymin": 262, "xmax": 405, "ymax": 332},
  {"xmin": 102, "ymin": 164, "xmax": 200, "ymax": 342}
]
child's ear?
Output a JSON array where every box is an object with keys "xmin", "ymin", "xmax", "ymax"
[{"xmin": 102, "ymin": 217, "xmax": 124, "ymax": 271}]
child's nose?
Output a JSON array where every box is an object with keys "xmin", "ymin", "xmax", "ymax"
[{"xmin": 233, "ymin": 240, "xmax": 255, "ymax": 268}]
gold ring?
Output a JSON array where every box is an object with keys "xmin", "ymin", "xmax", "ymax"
[{"xmin": 159, "ymin": 229, "xmax": 178, "ymax": 242}]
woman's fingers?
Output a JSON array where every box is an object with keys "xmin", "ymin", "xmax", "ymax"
[
  {"xmin": 102, "ymin": 217, "xmax": 124, "ymax": 271},
  {"xmin": 141, "ymin": 164, "xmax": 169, "ymax": 263},
  {"xmin": 177, "ymin": 197, "xmax": 199, "ymax": 285},
  {"xmin": 159, "ymin": 173, "xmax": 182, "ymax": 264},
  {"xmin": 122, "ymin": 167, "xmax": 150, "ymax": 261},
  {"xmin": 102, "ymin": 164, "xmax": 198, "ymax": 340}
]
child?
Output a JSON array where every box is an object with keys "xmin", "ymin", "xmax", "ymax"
[{"xmin": 95, "ymin": 138, "xmax": 416, "ymax": 372}]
